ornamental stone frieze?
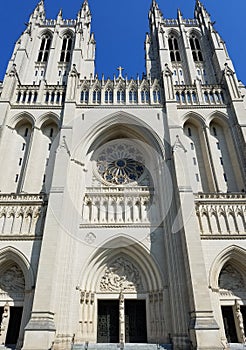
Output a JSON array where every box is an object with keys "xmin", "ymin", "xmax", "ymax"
[
  {"xmin": 0, "ymin": 194, "xmax": 47, "ymax": 237},
  {"xmin": 195, "ymin": 193, "xmax": 246, "ymax": 236},
  {"xmin": 81, "ymin": 186, "xmax": 159, "ymax": 226}
]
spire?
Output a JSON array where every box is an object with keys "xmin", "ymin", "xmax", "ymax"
[
  {"xmin": 77, "ymin": 0, "xmax": 91, "ymax": 25},
  {"xmin": 195, "ymin": 0, "xmax": 211, "ymax": 24},
  {"xmin": 29, "ymin": 0, "xmax": 45, "ymax": 23},
  {"xmin": 57, "ymin": 8, "xmax": 63, "ymax": 24},
  {"xmin": 149, "ymin": 0, "xmax": 163, "ymax": 21}
]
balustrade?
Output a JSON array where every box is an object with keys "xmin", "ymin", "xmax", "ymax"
[
  {"xmin": 174, "ymin": 84, "xmax": 226, "ymax": 106},
  {"xmin": 82, "ymin": 187, "xmax": 157, "ymax": 225},
  {"xmin": 195, "ymin": 193, "xmax": 246, "ymax": 236},
  {"xmin": 0, "ymin": 194, "xmax": 46, "ymax": 237}
]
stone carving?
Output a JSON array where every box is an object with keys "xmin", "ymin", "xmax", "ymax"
[
  {"xmin": 235, "ymin": 301, "xmax": 246, "ymax": 343},
  {"xmin": 0, "ymin": 265, "xmax": 25, "ymax": 293},
  {"xmin": 100, "ymin": 257, "xmax": 143, "ymax": 292},
  {"xmin": 219, "ymin": 264, "xmax": 245, "ymax": 292},
  {"xmin": 84, "ymin": 232, "xmax": 96, "ymax": 244},
  {"xmin": 0, "ymin": 303, "xmax": 10, "ymax": 344}
]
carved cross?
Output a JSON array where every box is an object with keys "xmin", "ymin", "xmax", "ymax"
[{"xmin": 117, "ymin": 66, "xmax": 124, "ymax": 78}]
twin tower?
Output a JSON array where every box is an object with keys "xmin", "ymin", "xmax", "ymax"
[{"xmin": 0, "ymin": 1, "xmax": 245, "ymax": 350}]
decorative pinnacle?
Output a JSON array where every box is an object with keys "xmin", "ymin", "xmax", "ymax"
[{"xmin": 117, "ymin": 66, "xmax": 124, "ymax": 78}]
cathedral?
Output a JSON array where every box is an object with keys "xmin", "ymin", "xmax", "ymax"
[{"xmin": 0, "ymin": 0, "xmax": 245, "ymax": 349}]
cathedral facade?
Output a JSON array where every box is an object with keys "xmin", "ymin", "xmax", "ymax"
[{"xmin": 0, "ymin": 1, "xmax": 245, "ymax": 349}]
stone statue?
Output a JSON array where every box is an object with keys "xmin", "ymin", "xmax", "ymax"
[
  {"xmin": 0, "ymin": 303, "xmax": 10, "ymax": 345},
  {"xmin": 235, "ymin": 301, "xmax": 246, "ymax": 343}
]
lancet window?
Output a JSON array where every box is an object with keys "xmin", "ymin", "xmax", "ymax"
[
  {"xmin": 60, "ymin": 34, "xmax": 73, "ymax": 63},
  {"xmin": 190, "ymin": 35, "xmax": 203, "ymax": 62},
  {"xmin": 37, "ymin": 34, "xmax": 52, "ymax": 62},
  {"xmin": 168, "ymin": 35, "xmax": 181, "ymax": 62}
]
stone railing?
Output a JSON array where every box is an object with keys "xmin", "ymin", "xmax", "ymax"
[
  {"xmin": 43, "ymin": 19, "xmax": 76, "ymax": 27},
  {"xmin": 81, "ymin": 187, "xmax": 159, "ymax": 226},
  {"xmin": 14, "ymin": 85, "xmax": 66, "ymax": 106},
  {"xmin": 174, "ymin": 84, "xmax": 226, "ymax": 106},
  {"xmin": 195, "ymin": 193, "xmax": 246, "ymax": 236},
  {"xmin": 78, "ymin": 77, "xmax": 162, "ymax": 106},
  {"xmin": 0, "ymin": 194, "xmax": 47, "ymax": 238},
  {"xmin": 44, "ymin": 86, "xmax": 66, "ymax": 105},
  {"xmin": 163, "ymin": 19, "xmax": 179, "ymax": 26}
]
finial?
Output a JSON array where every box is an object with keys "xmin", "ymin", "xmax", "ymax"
[{"xmin": 117, "ymin": 66, "xmax": 124, "ymax": 78}]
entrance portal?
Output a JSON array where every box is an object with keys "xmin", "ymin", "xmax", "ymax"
[
  {"xmin": 125, "ymin": 300, "xmax": 147, "ymax": 343},
  {"xmin": 221, "ymin": 306, "xmax": 238, "ymax": 343},
  {"xmin": 97, "ymin": 299, "xmax": 147, "ymax": 343},
  {"xmin": 97, "ymin": 300, "xmax": 119, "ymax": 343}
]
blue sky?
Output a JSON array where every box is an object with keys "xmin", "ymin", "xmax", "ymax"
[{"xmin": 0, "ymin": 0, "xmax": 245, "ymax": 84}]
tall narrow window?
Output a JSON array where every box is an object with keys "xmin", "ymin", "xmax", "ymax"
[
  {"xmin": 37, "ymin": 34, "xmax": 52, "ymax": 62},
  {"xmin": 190, "ymin": 35, "xmax": 203, "ymax": 62},
  {"xmin": 168, "ymin": 36, "xmax": 181, "ymax": 62},
  {"xmin": 60, "ymin": 34, "xmax": 73, "ymax": 63}
]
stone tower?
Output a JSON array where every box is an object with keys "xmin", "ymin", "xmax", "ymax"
[{"xmin": 0, "ymin": 1, "xmax": 245, "ymax": 350}]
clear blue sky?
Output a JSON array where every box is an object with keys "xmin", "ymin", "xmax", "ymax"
[{"xmin": 0, "ymin": 0, "xmax": 245, "ymax": 84}]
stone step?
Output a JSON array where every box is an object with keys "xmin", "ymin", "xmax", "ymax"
[
  {"xmin": 228, "ymin": 344, "xmax": 246, "ymax": 350},
  {"xmin": 73, "ymin": 344, "xmax": 172, "ymax": 350}
]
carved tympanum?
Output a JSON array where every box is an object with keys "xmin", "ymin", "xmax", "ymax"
[
  {"xmin": 219, "ymin": 264, "xmax": 245, "ymax": 292},
  {"xmin": 0, "ymin": 264, "xmax": 25, "ymax": 293},
  {"xmin": 100, "ymin": 257, "xmax": 143, "ymax": 292}
]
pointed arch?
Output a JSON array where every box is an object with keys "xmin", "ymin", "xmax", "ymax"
[
  {"xmin": 73, "ymin": 111, "xmax": 165, "ymax": 162},
  {"xmin": 208, "ymin": 110, "xmax": 230, "ymax": 127},
  {"xmin": 209, "ymin": 245, "xmax": 246, "ymax": 290},
  {"xmin": 36, "ymin": 111, "xmax": 60, "ymax": 128},
  {"xmin": 9, "ymin": 112, "xmax": 35, "ymax": 129},
  {"xmin": 78, "ymin": 236, "xmax": 163, "ymax": 293},
  {"xmin": 181, "ymin": 111, "xmax": 206, "ymax": 128},
  {"xmin": 0, "ymin": 246, "xmax": 35, "ymax": 290}
]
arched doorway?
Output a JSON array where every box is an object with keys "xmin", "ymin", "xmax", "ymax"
[
  {"xmin": 0, "ymin": 247, "xmax": 34, "ymax": 349},
  {"xmin": 0, "ymin": 262, "xmax": 25, "ymax": 347},
  {"xmin": 77, "ymin": 238, "xmax": 165, "ymax": 344},
  {"xmin": 210, "ymin": 246, "xmax": 246, "ymax": 346}
]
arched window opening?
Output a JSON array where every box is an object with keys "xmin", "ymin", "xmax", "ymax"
[
  {"xmin": 81, "ymin": 90, "xmax": 89, "ymax": 103},
  {"xmin": 60, "ymin": 34, "xmax": 73, "ymax": 63},
  {"xmin": 168, "ymin": 36, "xmax": 181, "ymax": 62},
  {"xmin": 129, "ymin": 90, "xmax": 137, "ymax": 103},
  {"xmin": 176, "ymin": 92, "xmax": 180, "ymax": 102},
  {"xmin": 93, "ymin": 90, "xmax": 101, "ymax": 103},
  {"xmin": 117, "ymin": 90, "xmax": 125, "ymax": 103},
  {"xmin": 153, "ymin": 90, "xmax": 161, "ymax": 103},
  {"xmin": 105, "ymin": 90, "xmax": 113, "ymax": 103},
  {"xmin": 190, "ymin": 35, "xmax": 203, "ymax": 62},
  {"xmin": 141, "ymin": 90, "xmax": 149, "ymax": 103},
  {"xmin": 37, "ymin": 34, "xmax": 52, "ymax": 62}
]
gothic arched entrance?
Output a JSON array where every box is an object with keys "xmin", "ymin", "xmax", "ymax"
[
  {"xmin": 77, "ymin": 238, "xmax": 165, "ymax": 344},
  {"xmin": 0, "ymin": 247, "xmax": 34, "ymax": 350},
  {"xmin": 0, "ymin": 262, "xmax": 25, "ymax": 347}
]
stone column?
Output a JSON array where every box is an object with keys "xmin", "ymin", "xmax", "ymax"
[
  {"xmin": 0, "ymin": 303, "xmax": 10, "ymax": 345},
  {"xmin": 119, "ymin": 292, "xmax": 125, "ymax": 343}
]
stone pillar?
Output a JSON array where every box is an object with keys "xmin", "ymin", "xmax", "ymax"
[
  {"xmin": 0, "ymin": 303, "xmax": 10, "ymax": 345},
  {"xmin": 119, "ymin": 292, "xmax": 125, "ymax": 343}
]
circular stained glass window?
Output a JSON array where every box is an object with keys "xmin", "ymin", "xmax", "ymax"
[{"xmin": 96, "ymin": 142, "xmax": 145, "ymax": 185}]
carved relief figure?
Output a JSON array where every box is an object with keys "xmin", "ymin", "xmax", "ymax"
[
  {"xmin": 219, "ymin": 264, "xmax": 245, "ymax": 292},
  {"xmin": 0, "ymin": 303, "xmax": 10, "ymax": 344},
  {"xmin": 235, "ymin": 301, "xmax": 246, "ymax": 343},
  {"xmin": 0, "ymin": 264, "xmax": 25, "ymax": 293},
  {"xmin": 100, "ymin": 257, "xmax": 143, "ymax": 292}
]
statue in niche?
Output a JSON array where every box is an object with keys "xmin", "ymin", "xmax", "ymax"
[
  {"xmin": 0, "ymin": 303, "xmax": 10, "ymax": 344},
  {"xmin": 100, "ymin": 257, "xmax": 143, "ymax": 292},
  {"xmin": 219, "ymin": 264, "xmax": 245, "ymax": 292},
  {"xmin": 235, "ymin": 301, "xmax": 246, "ymax": 343},
  {"xmin": 0, "ymin": 264, "xmax": 25, "ymax": 293}
]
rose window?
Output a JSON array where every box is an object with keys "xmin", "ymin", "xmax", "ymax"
[{"xmin": 96, "ymin": 143, "xmax": 145, "ymax": 185}]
